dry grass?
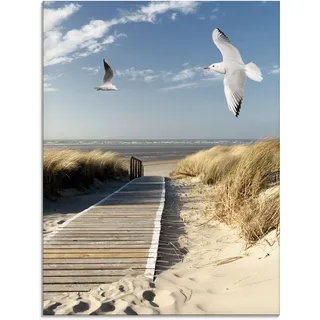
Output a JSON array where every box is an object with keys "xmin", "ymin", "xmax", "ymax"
[
  {"xmin": 43, "ymin": 149, "xmax": 128, "ymax": 199},
  {"xmin": 171, "ymin": 140, "xmax": 280, "ymax": 244},
  {"xmin": 170, "ymin": 144, "xmax": 249, "ymax": 184}
]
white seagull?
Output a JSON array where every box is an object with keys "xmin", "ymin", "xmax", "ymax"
[
  {"xmin": 94, "ymin": 59, "xmax": 119, "ymax": 91},
  {"xmin": 204, "ymin": 28, "xmax": 263, "ymax": 117}
]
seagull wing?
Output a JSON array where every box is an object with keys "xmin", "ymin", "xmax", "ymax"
[
  {"xmin": 103, "ymin": 60, "xmax": 114, "ymax": 84},
  {"xmin": 212, "ymin": 28, "xmax": 244, "ymax": 63},
  {"xmin": 223, "ymin": 68, "xmax": 246, "ymax": 117}
]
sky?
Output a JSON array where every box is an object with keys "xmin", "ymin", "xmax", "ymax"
[{"xmin": 43, "ymin": 1, "xmax": 280, "ymax": 140}]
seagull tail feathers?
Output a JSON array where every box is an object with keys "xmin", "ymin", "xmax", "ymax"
[{"xmin": 245, "ymin": 62, "xmax": 263, "ymax": 82}]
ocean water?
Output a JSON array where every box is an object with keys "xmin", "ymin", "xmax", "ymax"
[{"xmin": 43, "ymin": 139, "xmax": 255, "ymax": 162}]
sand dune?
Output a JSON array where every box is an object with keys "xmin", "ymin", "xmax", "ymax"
[{"xmin": 43, "ymin": 177, "xmax": 279, "ymax": 315}]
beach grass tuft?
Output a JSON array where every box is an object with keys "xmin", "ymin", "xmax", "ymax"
[
  {"xmin": 43, "ymin": 149, "xmax": 128, "ymax": 199},
  {"xmin": 171, "ymin": 140, "xmax": 280, "ymax": 243}
]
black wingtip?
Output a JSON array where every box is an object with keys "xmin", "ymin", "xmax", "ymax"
[
  {"xmin": 235, "ymin": 98, "xmax": 243, "ymax": 118},
  {"xmin": 215, "ymin": 28, "xmax": 230, "ymax": 42}
]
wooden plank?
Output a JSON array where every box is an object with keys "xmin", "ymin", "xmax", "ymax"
[
  {"xmin": 43, "ymin": 253, "xmax": 150, "ymax": 259},
  {"xmin": 42, "ymin": 176, "xmax": 165, "ymax": 297},
  {"xmin": 66, "ymin": 223, "xmax": 155, "ymax": 227},
  {"xmin": 61, "ymin": 228, "xmax": 158, "ymax": 231},
  {"xmin": 73, "ymin": 217, "xmax": 156, "ymax": 221},
  {"xmin": 48, "ymin": 236, "xmax": 154, "ymax": 240},
  {"xmin": 50, "ymin": 231, "xmax": 164, "ymax": 236},
  {"xmin": 88, "ymin": 204, "xmax": 159, "ymax": 209},
  {"xmin": 43, "ymin": 258, "xmax": 151, "ymax": 264},
  {"xmin": 44, "ymin": 244, "xmax": 152, "ymax": 249},
  {"xmin": 44, "ymin": 240, "xmax": 155, "ymax": 245},
  {"xmin": 44, "ymin": 276, "xmax": 129, "ymax": 284},
  {"xmin": 69, "ymin": 219, "xmax": 155, "ymax": 223},
  {"xmin": 43, "ymin": 248, "xmax": 151, "ymax": 253},
  {"xmin": 81, "ymin": 215, "xmax": 155, "ymax": 219},
  {"xmin": 43, "ymin": 263, "xmax": 147, "ymax": 270},
  {"xmin": 54, "ymin": 229, "xmax": 158, "ymax": 233},
  {"xmin": 48, "ymin": 233, "xmax": 169, "ymax": 239},
  {"xmin": 44, "ymin": 269, "xmax": 153, "ymax": 276}
]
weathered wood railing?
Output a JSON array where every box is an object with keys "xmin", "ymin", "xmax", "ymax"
[{"xmin": 130, "ymin": 156, "xmax": 144, "ymax": 180}]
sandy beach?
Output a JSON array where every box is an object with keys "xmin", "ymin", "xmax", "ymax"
[{"xmin": 43, "ymin": 159, "xmax": 279, "ymax": 315}]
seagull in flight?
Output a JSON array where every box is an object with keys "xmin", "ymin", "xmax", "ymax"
[
  {"xmin": 204, "ymin": 28, "xmax": 263, "ymax": 117},
  {"xmin": 94, "ymin": 59, "xmax": 119, "ymax": 91}
]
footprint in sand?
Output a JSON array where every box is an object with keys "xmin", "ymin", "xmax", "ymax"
[
  {"xmin": 95, "ymin": 300, "xmax": 116, "ymax": 314},
  {"xmin": 43, "ymin": 302, "xmax": 62, "ymax": 315},
  {"xmin": 142, "ymin": 289, "xmax": 175, "ymax": 308},
  {"xmin": 72, "ymin": 301, "xmax": 90, "ymax": 313},
  {"xmin": 57, "ymin": 220, "xmax": 65, "ymax": 225},
  {"xmin": 124, "ymin": 306, "xmax": 138, "ymax": 315}
]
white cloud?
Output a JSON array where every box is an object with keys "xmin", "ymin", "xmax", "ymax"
[
  {"xmin": 43, "ymin": 3, "xmax": 81, "ymax": 33},
  {"xmin": 72, "ymin": 32, "xmax": 127, "ymax": 60},
  {"xmin": 201, "ymin": 77, "xmax": 221, "ymax": 81},
  {"xmin": 44, "ymin": 1, "xmax": 200, "ymax": 67},
  {"xmin": 160, "ymin": 82, "xmax": 197, "ymax": 91},
  {"xmin": 171, "ymin": 12, "xmax": 178, "ymax": 21},
  {"xmin": 209, "ymin": 15, "xmax": 217, "ymax": 20},
  {"xmin": 44, "ymin": 73, "xmax": 61, "ymax": 92},
  {"xmin": 116, "ymin": 67, "xmax": 158, "ymax": 82},
  {"xmin": 82, "ymin": 66, "xmax": 100, "ymax": 75},
  {"xmin": 182, "ymin": 62, "xmax": 190, "ymax": 67},
  {"xmin": 44, "ymin": 86, "xmax": 58, "ymax": 92},
  {"xmin": 43, "ymin": 1, "xmax": 55, "ymax": 7},
  {"xmin": 197, "ymin": 16, "xmax": 206, "ymax": 20},
  {"xmin": 268, "ymin": 65, "xmax": 280, "ymax": 74},
  {"xmin": 144, "ymin": 75, "xmax": 160, "ymax": 83},
  {"xmin": 136, "ymin": 1, "xmax": 199, "ymax": 22},
  {"xmin": 212, "ymin": 5, "xmax": 219, "ymax": 13},
  {"xmin": 171, "ymin": 68, "xmax": 196, "ymax": 82},
  {"xmin": 115, "ymin": 63, "xmax": 224, "ymax": 87}
]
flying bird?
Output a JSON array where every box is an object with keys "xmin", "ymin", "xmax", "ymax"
[
  {"xmin": 94, "ymin": 59, "xmax": 119, "ymax": 91},
  {"xmin": 204, "ymin": 28, "xmax": 263, "ymax": 117}
]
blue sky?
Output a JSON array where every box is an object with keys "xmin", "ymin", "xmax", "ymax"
[{"xmin": 43, "ymin": 1, "xmax": 280, "ymax": 140}]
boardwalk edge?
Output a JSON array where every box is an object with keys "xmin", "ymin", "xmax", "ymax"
[{"xmin": 144, "ymin": 177, "xmax": 166, "ymax": 280}]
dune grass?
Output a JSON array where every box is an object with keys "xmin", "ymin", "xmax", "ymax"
[
  {"xmin": 43, "ymin": 149, "xmax": 128, "ymax": 199},
  {"xmin": 171, "ymin": 140, "xmax": 280, "ymax": 244}
]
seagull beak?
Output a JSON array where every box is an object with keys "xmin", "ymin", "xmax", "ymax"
[{"xmin": 204, "ymin": 66, "xmax": 210, "ymax": 70}]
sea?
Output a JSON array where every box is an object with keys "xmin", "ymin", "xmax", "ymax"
[{"xmin": 43, "ymin": 139, "xmax": 256, "ymax": 162}]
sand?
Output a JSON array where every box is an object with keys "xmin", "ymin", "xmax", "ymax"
[
  {"xmin": 43, "ymin": 161, "xmax": 279, "ymax": 315},
  {"xmin": 43, "ymin": 179, "xmax": 127, "ymax": 235},
  {"xmin": 143, "ymin": 159, "xmax": 181, "ymax": 177}
]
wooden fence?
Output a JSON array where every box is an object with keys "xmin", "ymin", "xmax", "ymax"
[{"xmin": 130, "ymin": 156, "xmax": 144, "ymax": 180}]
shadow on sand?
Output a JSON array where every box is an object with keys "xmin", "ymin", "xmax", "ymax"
[{"xmin": 154, "ymin": 177, "xmax": 188, "ymax": 277}]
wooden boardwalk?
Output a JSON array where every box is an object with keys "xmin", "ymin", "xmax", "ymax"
[{"xmin": 43, "ymin": 176, "xmax": 165, "ymax": 300}]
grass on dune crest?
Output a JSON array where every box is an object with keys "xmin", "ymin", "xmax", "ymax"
[
  {"xmin": 170, "ymin": 140, "xmax": 280, "ymax": 244},
  {"xmin": 43, "ymin": 149, "xmax": 128, "ymax": 200}
]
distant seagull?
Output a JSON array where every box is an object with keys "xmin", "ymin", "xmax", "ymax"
[
  {"xmin": 94, "ymin": 59, "xmax": 119, "ymax": 91},
  {"xmin": 204, "ymin": 28, "xmax": 263, "ymax": 117}
]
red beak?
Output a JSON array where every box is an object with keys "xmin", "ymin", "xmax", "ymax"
[{"xmin": 204, "ymin": 66, "xmax": 210, "ymax": 70}]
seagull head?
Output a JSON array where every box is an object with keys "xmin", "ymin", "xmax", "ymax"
[
  {"xmin": 204, "ymin": 64, "xmax": 216, "ymax": 70},
  {"xmin": 204, "ymin": 63, "xmax": 226, "ymax": 75}
]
